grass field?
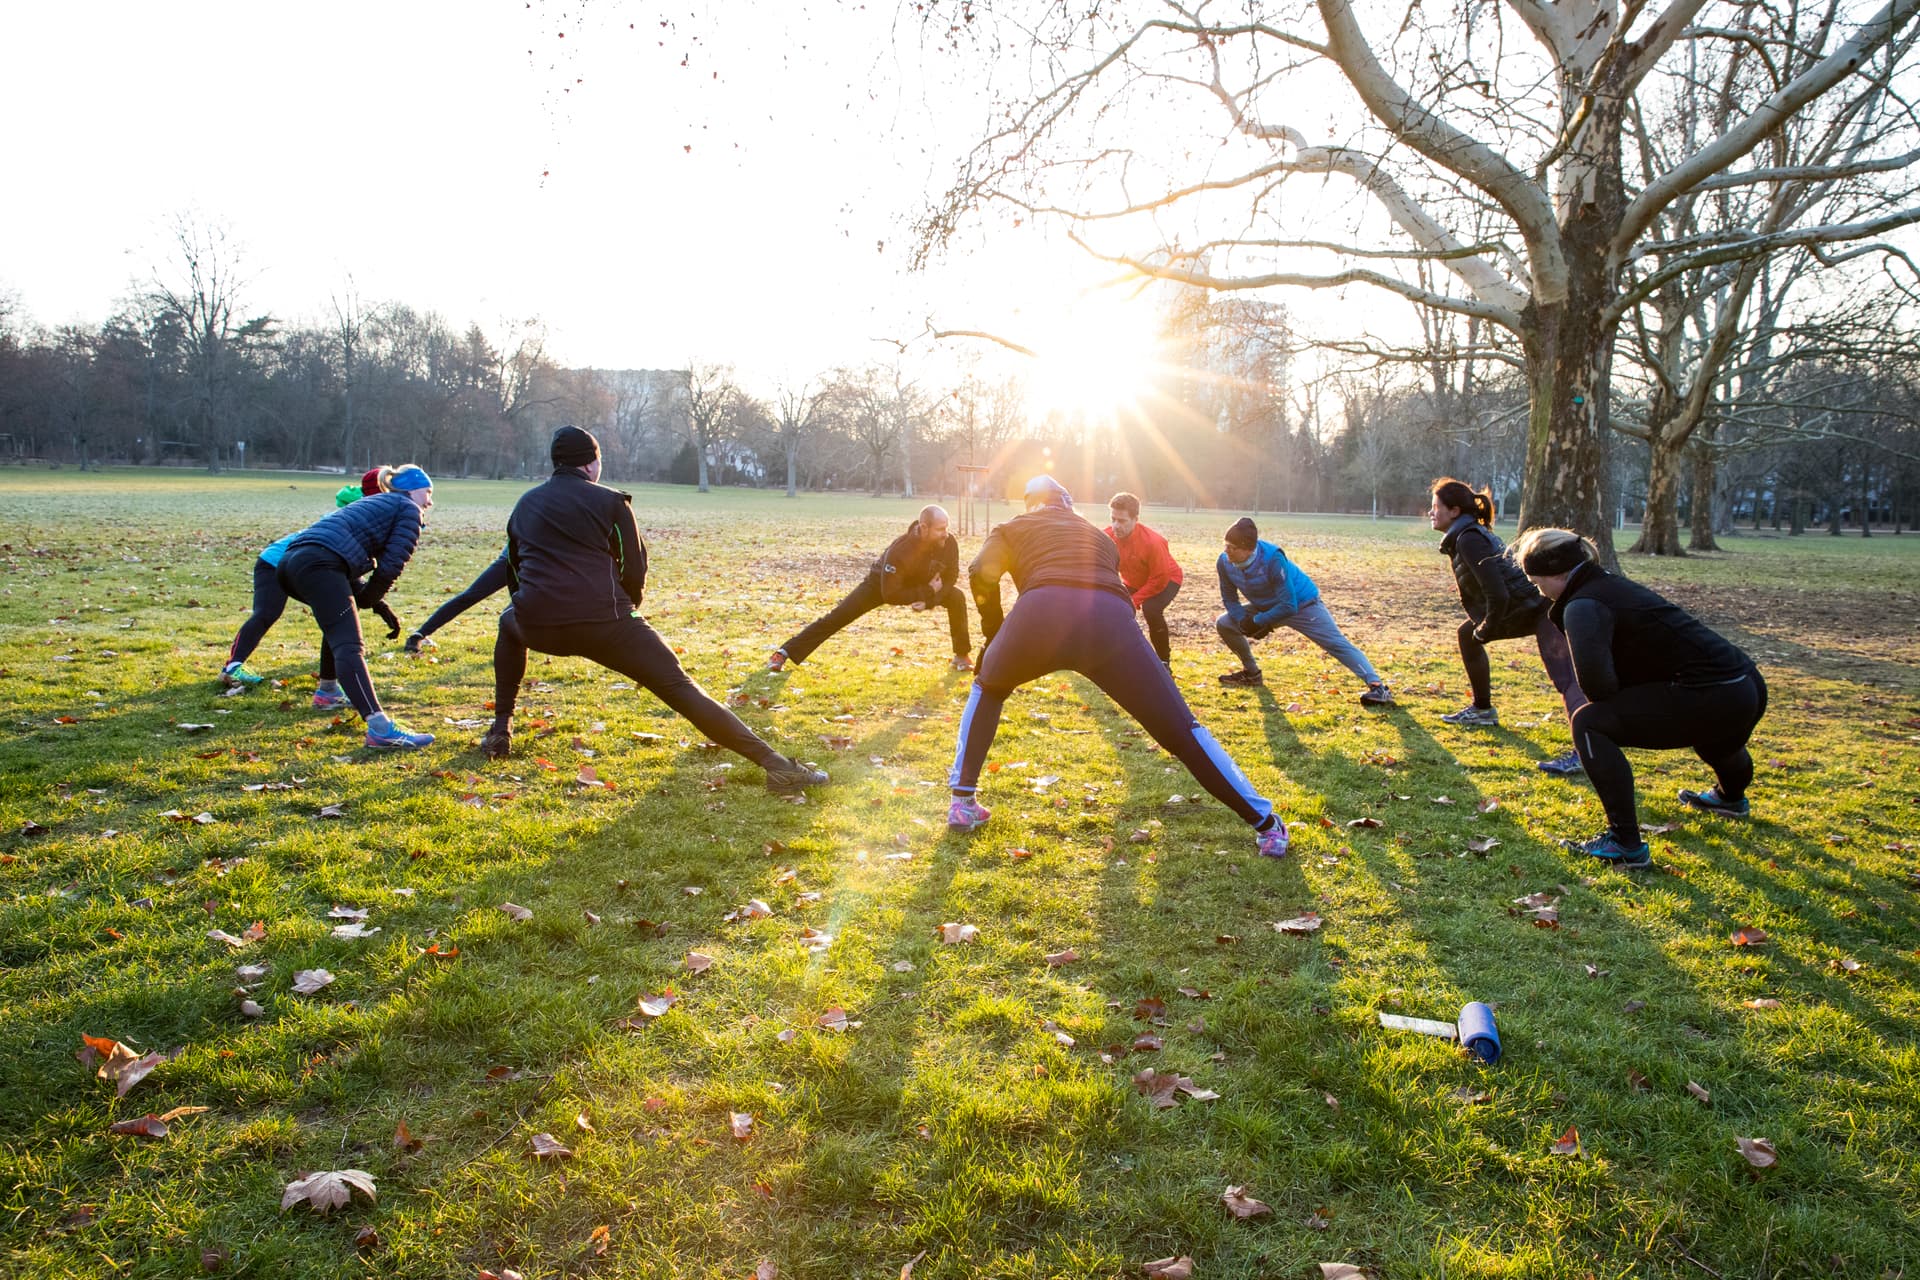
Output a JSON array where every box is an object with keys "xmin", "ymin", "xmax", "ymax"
[{"xmin": 1, "ymin": 467, "xmax": 1916, "ymax": 1280}]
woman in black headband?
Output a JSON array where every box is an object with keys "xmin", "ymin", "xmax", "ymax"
[{"xmin": 1515, "ymin": 529, "xmax": 1767, "ymax": 868}]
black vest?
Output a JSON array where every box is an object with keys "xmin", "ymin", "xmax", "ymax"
[
  {"xmin": 1550, "ymin": 563, "xmax": 1752, "ymax": 689},
  {"xmin": 1440, "ymin": 521, "xmax": 1547, "ymax": 640}
]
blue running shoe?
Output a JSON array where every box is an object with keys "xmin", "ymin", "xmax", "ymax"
[
  {"xmin": 1538, "ymin": 749, "xmax": 1584, "ymax": 776},
  {"xmin": 365, "ymin": 714, "xmax": 434, "ymax": 750},
  {"xmin": 1563, "ymin": 829, "xmax": 1651, "ymax": 869},
  {"xmin": 221, "ymin": 662, "xmax": 265, "ymax": 688},
  {"xmin": 1679, "ymin": 786, "xmax": 1749, "ymax": 817}
]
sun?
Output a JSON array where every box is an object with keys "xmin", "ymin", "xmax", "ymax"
[{"xmin": 1023, "ymin": 299, "xmax": 1164, "ymax": 422}]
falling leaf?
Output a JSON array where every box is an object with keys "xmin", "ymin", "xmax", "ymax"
[
  {"xmin": 1736, "ymin": 1136, "xmax": 1778, "ymax": 1168},
  {"xmin": 528, "ymin": 1133, "xmax": 573, "ymax": 1159},
  {"xmin": 587, "ymin": 1223, "xmax": 611, "ymax": 1257},
  {"xmin": 1450, "ymin": 1087, "xmax": 1492, "ymax": 1104},
  {"xmin": 1177, "ymin": 987, "xmax": 1211, "ymax": 1000},
  {"xmin": 685, "ymin": 952, "xmax": 714, "ymax": 973},
  {"xmin": 939, "ymin": 922, "xmax": 979, "ymax": 944},
  {"xmin": 1141, "ymin": 1257, "xmax": 1194, "ymax": 1280},
  {"xmin": 1221, "ymin": 1185, "xmax": 1272, "ymax": 1219},
  {"xmin": 1550, "ymin": 1126, "xmax": 1582, "ymax": 1156},
  {"xmin": 635, "ymin": 991, "xmax": 678, "ymax": 1018},
  {"xmin": 583, "ymin": 909, "xmax": 602, "ymax": 927},
  {"xmin": 1133, "ymin": 1068, "xmax": 1181, "ymax": 1108},
  {"xmin": 729, "ymin": 1112, "xmax": 754, "ymax": 1140},
  {"xmin": 1274, "ymin": 913, "xmax": 1322, "ymax": 934},
  {"xmin": 1623, "ymin": 999, "xmax": 1646, "ymax": 1013},
  {"xmin": 1686, "ymin": 1081, "xmax": 1711, "ymax": 1104},
  {"xmin": 281, "ymin": 1169, "xmax": 376, "ymax": 1214},
  {"xmin": 1730, "ymin": 926, "xmax": 1769, "ymax": 947},
  {"xmin": 291, "ymin": 969, "xmax": 335, "ymax": 994}
]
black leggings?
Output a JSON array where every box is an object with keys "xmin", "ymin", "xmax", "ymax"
[
  {"xmin": 780, "ymin": 575, "xmax": 970, "ymax": 664},
  {"xmin": 494, "ymin": 606, "xmax": 780, "ymax": 768},
  {"xmin": 278, "ymin": 546, "xmax": 380, "ymax": 717},
  {"xmin": 949, "ymin": 587, "xmax": 1273, "ymax": 828},
  {"xmin": 1139, "ymin": 580, "xmax": 1181, "ymax": 664},
  {"xmin": 1459, "ymin": 614, "xmax": 1587, "ymax": 718},
  {"xmin": 1572, "ymin": 667, "xmax": 1767, "ymax": 844},
  {"xmin": 417, "ymin": 555, "xmax": 511, "ymax": 640},
  {"xmin": 227, "ymin": 558, "xmax": 289, "ymax": 667}
]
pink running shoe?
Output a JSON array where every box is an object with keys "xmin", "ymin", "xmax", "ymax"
[
  {"xmin": 947, "ymin": 797, "xmax": 992, "ymax": 832},
  {"xmin": 1256, "ymin": 823, "xmax": 1290, "ymax": 859},
  {"xmin": 312, "ymin": 690, "xmax": 351, "ymax": 710}
]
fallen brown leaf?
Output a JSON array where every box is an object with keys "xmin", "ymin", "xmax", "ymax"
[
  {"xmin": 729, "ymin": 1111, "xmax": 754, "ymax": 1140},
  {"xmin": 1044, "ymin": 948, "xmax": 1079, "ymax": 967},
  {"xmin": 1686, "ymin": 1081, "xmax": 1711, "ymax": 1104},
  {"xmin": 1142, "ymin": 1257, "xmax": 1193, "ymax": 1280},
  {"xmin": 1730, "ymin": 926, "xmax": 1768, "ymax": 947},
  {"xmin": 1550, "ymin": 1125, "xmax": 1582, "ymax": 1156},
  {"xmin": 528, "ymin": 1132, "xmax": 573, "ymax": 1159},
  {"xmin": 1221, "ymin": 1185, "xmax": 1271, "ymax": 1218},
  {"xmin": 280, "ymin": 1169, "xmax": 376, "ymax": 1213},
  {"xmin": 1736, "ymin": 1135, "xmax": 1778, "ymax": 1168}
]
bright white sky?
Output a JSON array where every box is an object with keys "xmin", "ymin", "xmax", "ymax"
[{"xmin": 0, "ymin": 0, "xmax": 1145, "ymax": 391}]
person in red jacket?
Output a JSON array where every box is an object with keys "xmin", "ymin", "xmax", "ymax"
[{"xmin": 1105, "ymin": 491, "xmax": 1184, "ymax": 668}]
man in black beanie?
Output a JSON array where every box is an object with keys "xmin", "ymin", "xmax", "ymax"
[{"xmin": 479, "ymin": 426, "xmax": 828, "ymax": 792}]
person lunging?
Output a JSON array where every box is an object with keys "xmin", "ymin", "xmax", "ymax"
[
  {"xmin": 483, "ymin": 426, "xmax": 828, "ymax": 793},
  {"xmin": 770, "ymin": 504, "xmax": 971, "ymax": 672},
  {"xmin": 1215, "ymin": 518, "xmax": 1393, "ymax": 706},
  {"xmin": 949, "ymin": 476, "xmax": 1290, "ymax": 858}
]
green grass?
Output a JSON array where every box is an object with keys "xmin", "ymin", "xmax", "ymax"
[{"xmin": 1, "ymin": 467, "xmax": 1916, "ymax": 1279}]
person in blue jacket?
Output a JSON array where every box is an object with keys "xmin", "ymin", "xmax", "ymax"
[
  {"xmin": 277, "ymin": 464, "xmax": 438, "ymax": 749},
  {"xmin": 1215, "ymin": 517, "xmax": 1394, "ymax": 705},
  {"xmin": 220, "ymin": 467, "xmax": 399, "ymax": 690}
]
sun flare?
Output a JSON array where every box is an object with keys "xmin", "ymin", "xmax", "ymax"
[{"xmin": 1022, "ymin": 301, "xmax": 1164, "ymax": 422}]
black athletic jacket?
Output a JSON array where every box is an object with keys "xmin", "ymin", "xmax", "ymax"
[
  {"xmin": 871, "ymin": 522, "xmax": 960, "ymax": 606},
  {"xmin": 505, "ymin": 467, "xmax": 648, "ymax": 625},
  {"xmin": 1439, "ymin": 515, "xmax": 1548, "ymax": 641},
  {"xmin": 1549, "ymin": 562, "xmax": 1752, "ymax": 701},
  {"xmin": 969, "ymin": 505, "xmax": 1130, "ymax": 642}
]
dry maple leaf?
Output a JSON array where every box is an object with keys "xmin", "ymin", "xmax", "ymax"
[
  {"xmin": 1730, "ymin": 926, "xmax": 1769, "ymax": 947},
  {"xmin": 1221, "ymin": 1185, "xmax": 1273, "ymax": 1219},
  {"xmin": 1550, "ymin": 1126, "xmax": 1582, "ymax": 1156},
  {"xmin": 500, "ymin": 902, "xmax": 533, "ymax": 922},
  {"xmin": 1132, "ymin": 1032, "xmax": 1164, "ymax": 1052},
  {"xmin": 291, "ymin": 969, "xmax": 335, "ymax": 994},
  {"xmin": 1134, "ymin": 996, "xmax": 1167, "ymax": 1021},
  {"xmin": 729, "ymin": 1111, "xmax": 754, "ymax": 1140},
  {"xmin": 353, "ymin": 1225, "xmax": 379, "ymax": 1251},
  {"xmin": 1466, "ymin": 836, "xmax": 1501, "ymax": 853},
  {"xmin": 1133, "ymin": 1068, "xmax": 1180, "ymax": 1108},
  {"xmin": 109, "ymin": 1114, "xmax": 172, "ymax": 1138},
  {"xmin": 1274, "ymin": 913, "xmax": 1322, "ymax": 934},
  {"xmin": 281, "ymin": 1169, "xmax": 376, "ymax": 1214},
  {"xmin": 330, "ymin": 923, "xmax": 380, "ymax": 940},
  {"xmin": 528, "ymin": 1132, "xmax": 573, "ymax": 1159},
  {"xmin": 816, "ymin": 1007, "xmax": 851, "ymax": 1032},
  {"xmin": 939, "ymin": 922, "xmax": 979, "ymax": 944},
  {"xmin": 394, "ymin": 1119, "xmax": 423, "ymax": 1152},
  {"xmin": 684, "ymin": 952, "xmax": 715, "ymax": 973},
  {"xmin": 1042, "ymin": 947, "xmax": 1081, "ymax": 968},
  {"xmin": 1736, "ymin": 1136, "xmax": 1778, "ymax": 1168},
  {"xmin": 1142, "ymin": 1257, "xmax": 1194, "ymax": 1280}
]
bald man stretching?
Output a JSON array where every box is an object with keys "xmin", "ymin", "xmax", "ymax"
[{"xmin": 770, "ymin": 504, "xmax": 973, "ymax": 671}]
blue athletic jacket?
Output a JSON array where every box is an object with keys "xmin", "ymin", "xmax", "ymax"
[
  {"xmin": 1217, "ymin": 539, "xmax": 1319, "ymax": 626},
  {"xmin": 286, "ymin": 492, "xmax": 424, "ymax": 589}
]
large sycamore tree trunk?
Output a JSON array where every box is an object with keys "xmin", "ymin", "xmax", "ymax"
[
  {"xmin": 1636, "ymin": 429, "xmax": 1689, "ymax": 555},
  {"xmin": 1688, "ymin": 438, "xmax": 1721, "ymax": 550}
]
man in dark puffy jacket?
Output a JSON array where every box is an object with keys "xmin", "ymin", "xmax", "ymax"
[
  {"xmin": 769, "ymin": 505, "xmax": 971, "ymax": 672},
  {"xmin": 480, "ymin": 426, "xmax": 827, "ymax": 793}
]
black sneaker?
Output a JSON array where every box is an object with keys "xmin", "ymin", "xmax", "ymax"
[
  {"xmin": 765, "ymin": 756, "xmax": 829, "ymax": 793},
  {"xmin": 1561, "ymin": 829, "xmax": 1652, "ymax": 869},
  {"xmin": 479, "ymin": 724, "xmax": 512, "ymax": 760},
  {"xmin": 404, "ymin": 633, "xmax": 425, "ymax": 655},
  {"xmin": 1218, "ymin": 669, "xmax": 1263, "ymax": 687},
  {"xmin": 1359, "ymin": 682, "xmax": 1395, "ymax": 706},
  {"xmin": 1678, "ymin": 786, "xmax": 1749, "ymax": 817}
]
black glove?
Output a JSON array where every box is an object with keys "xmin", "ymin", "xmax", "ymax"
[
  {"xmin": 372, "ymin": 601, "xmax": 401, "ymax": 640},
  {"xmin": 1237, "ymin": 613, "xmax": 1265, "ymax": 636}
]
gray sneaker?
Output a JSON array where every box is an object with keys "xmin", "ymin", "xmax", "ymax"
[
  {"xmin": 1441, "ymin": 705, "xmax": 1499, "ymax": 727},
  {"xmin": 1538, "ymin": 749, "xmax": 1583, "ymax": 776}
]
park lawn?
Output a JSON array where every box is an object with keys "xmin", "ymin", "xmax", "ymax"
[{"xmin": 0, "ymin": 467, "xmax": 1915, "ymax": 1280}]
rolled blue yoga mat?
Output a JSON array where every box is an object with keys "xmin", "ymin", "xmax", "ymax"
[{"xmin": 1458, "ymin": 1001, "xmax": 1501, "ymax": 1065}]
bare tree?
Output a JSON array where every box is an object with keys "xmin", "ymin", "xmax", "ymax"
[
  {"xmin": 682, "ymin": 362, "xmax": 738, "ymax": 493},
  {"xmin": 774, "ymin": 381, "xmax": 818, "ymax": 497},
  {"xmin": 913, "ymin": 0, "xmax": 1920, "ymax": 560},
  {"xmin": 147, "ymin": 213, "xmax": 275, "ymax": 471}
]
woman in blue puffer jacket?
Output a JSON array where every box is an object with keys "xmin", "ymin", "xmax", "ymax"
[{"xmin": 277, "ymin": 464, "xmax": 437, "ymax": 750}]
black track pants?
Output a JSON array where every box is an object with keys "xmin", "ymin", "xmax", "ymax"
[
  {"xmin": 417, "ymin": 556, "xmax": 510, "ymax": 640},
  {"xmin": 1572, "ymin": 667, "xmax": 1767, "ymax": 843},
  {"xmin": 780, "ymin": 576, "xmax": 970, "ymax": 664},
  {"xmin": 949, "ymin": 587, "xmax": 1272, "ymax": 827},
  {"xmin": 494, "ymin": 606, "xmax": 780, "ymax": 768},
  {"xmin": 278, "ymin": 546, "xmax": 381, "ymax": 718},
  {"xmin": 1458, "ymin": 615, "xmax": 1587, "ymax": 718},
  {"xmin": 227, "ymin": 558, "xmax": 289, "ymax": 667},
  {"xmin": 1139, "ymin": 580, "xmax": 1180, "ymax": 664}
]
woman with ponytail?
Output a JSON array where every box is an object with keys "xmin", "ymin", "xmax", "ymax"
[
  {"xmin": 1514, "ymin": 528, "xmax": 1767, "ymax": 869},
  {"xmin": 1428, "ymin": 478, "xmax": 1585, "ymax": 775}
]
